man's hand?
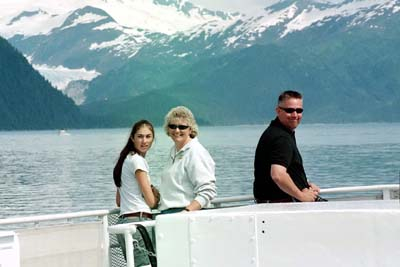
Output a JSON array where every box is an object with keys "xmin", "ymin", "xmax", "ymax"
[
  {"xmin": 308, "ymin": 182, "xmax": 320, "ymax": 193},
  {"xmin": 299, "ymin": 187, "xmax": 318, "ymax": 202}
]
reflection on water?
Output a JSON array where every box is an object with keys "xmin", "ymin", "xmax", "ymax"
[{"xmin": 1, "ymin": 123, "xmax": 399, "ymax": 218}]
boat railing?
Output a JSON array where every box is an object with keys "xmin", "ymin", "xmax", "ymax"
[
  {"xmin": 0, "ymin": 209, "xmax": 114, "ymax": 227},
  {"xmin": 1, "ymin": 184, "xmax": 398, "ymax": 228},
  {"xmin": 211, "ymin": 184, "xmax": 399, "ymax": 207}
]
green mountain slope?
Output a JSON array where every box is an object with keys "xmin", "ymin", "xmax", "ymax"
[{"xmin": 0, "ymin": 37, "xmax": 88, "ymax": 130}]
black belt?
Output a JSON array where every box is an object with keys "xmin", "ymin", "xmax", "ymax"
[{"xmin": 121, "ymin": 212, "xmax": 153, "ymax": 219}]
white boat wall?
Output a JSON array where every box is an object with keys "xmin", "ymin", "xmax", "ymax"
[
  {"xmin": 156, "ymin": 200, "xmax": 400, "ymax": 267},
  {"xmin": 0, "ymin": 184, "xmax": 399, "ymax": 267}
]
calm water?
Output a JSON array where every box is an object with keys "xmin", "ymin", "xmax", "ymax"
[{"xmin": 1, "ymin": 123, "xmax": 399, "ymax": 219}]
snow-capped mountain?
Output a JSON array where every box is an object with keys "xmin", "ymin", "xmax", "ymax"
[
  {"xmin": 0, "ymin": 0, "xmax": 239, "ymax": 103},
  {"xmin": 167, "ymin": 0, "xmax": 399, "ymax": 56},
  {"xmin": 0, "ymin": 0, "xmax": 399, "ymax": 106},
  {"xmin": 0, "ymin": 0, "xmax": 234, "ymax": 38}
]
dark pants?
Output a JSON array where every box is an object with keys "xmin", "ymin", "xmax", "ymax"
[{"xmin": 116, "ymin": 216, "xmax": 154, "ymax": 267}]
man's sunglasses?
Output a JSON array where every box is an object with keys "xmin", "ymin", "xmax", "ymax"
[
  {"xmin": 279, "ymin": 107, "xmax": 304, "ymax": 114},
  {"xmin": 168, "ymin": 124, "xmax": 190, "ymax": 130}
]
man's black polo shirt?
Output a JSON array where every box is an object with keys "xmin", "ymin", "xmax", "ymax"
[{"xmin": 253, "ymin": 117, "xmax": 309, "ymax": 201}]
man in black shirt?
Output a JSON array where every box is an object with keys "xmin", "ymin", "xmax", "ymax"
[{"xmin": 253, "ymin": 90, "xmax": 320, "ymax": 203}]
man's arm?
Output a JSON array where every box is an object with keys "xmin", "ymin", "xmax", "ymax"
[{"xmin": 271, "ymin": 164, "xmax": 317, "ymax": 202}]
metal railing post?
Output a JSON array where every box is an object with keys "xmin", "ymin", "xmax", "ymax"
[
  {"xmin": 382, "ymin": 189, "xmax": 391, "ymax": 200},
  {"xmin": 125, "ymin": 229, "xmax": 135, "ymax": 267},
  {"xmin": 101, "ymin": 214, "xmax": 110, "ymax": 267},
  {"xmin": 108, "ymin": 221, "xmax": 156, "ymax": 267}
]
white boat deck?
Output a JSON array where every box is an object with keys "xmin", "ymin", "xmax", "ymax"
[{"xmin": 16, "ymin": 222, "xmax": 104, "ymax": 267}]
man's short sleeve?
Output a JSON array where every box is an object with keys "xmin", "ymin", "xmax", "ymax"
[{"xmin": 269, "ymin": 136, "xmax": 292, "ymax": 168}]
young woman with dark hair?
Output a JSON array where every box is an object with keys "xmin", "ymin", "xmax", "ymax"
[{"xmin": 113, "ymin": 119, "xmax": 159, "ymax": 267}]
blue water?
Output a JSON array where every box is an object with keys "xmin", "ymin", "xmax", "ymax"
[{"xmin": 1, "ymin": 123, "xmax": 399, "ymax": 218}]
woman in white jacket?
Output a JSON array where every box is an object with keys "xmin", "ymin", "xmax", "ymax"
[{"xmin": 159, "ymin": 106, "xmax": 217, "ymax": 214}]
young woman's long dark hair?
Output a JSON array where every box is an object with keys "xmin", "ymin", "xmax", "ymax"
[{"xmin": 113, "ymin": 120, "xmax": 155, "ymax": 187}]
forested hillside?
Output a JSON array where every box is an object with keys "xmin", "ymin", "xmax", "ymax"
[{"xmin": 0, "ymin": 37, "xmax": 88, "ymax": 130}]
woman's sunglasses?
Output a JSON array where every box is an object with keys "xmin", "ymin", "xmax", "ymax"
[{"xmin": 168, "ymin": 124, "xmax": 190, "ymax": 130}]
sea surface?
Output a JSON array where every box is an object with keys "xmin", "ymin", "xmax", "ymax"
[{"xmin": 1, "ymin": 123, "xmax": 399, "ymax": 219}]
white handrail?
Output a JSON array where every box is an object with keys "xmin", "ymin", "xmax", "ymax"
[
  {"xmin": 108, "ymin": 220, "xmax": 156, "ymax": 235},
  {"xmin": 0, "ymin": 184, "xmax": 398, "ymax": 226},
  {"xmin": 319, "ymin": 184, "xmax": 398, "ymax": 194},
  {"xmin": 0, "ymin": 209, "xmax": 114, "ymax": 226},
  {"xmin": 211, "ymin": 184, "xmax": 399, "ymax": 207}
]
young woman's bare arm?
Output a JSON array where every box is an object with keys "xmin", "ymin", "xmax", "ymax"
[
  {"xmin": 136, "ymin": 170, "xmax": 159, "ymax": 208},
  {"xmin": 115, "ymin": 189, "xmax": 121, "ymax": 207}
]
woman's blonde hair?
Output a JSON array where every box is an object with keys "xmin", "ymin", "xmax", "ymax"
[{"xmin": 163, "ymin": 106, "xmax": 198, "ymax": 138}]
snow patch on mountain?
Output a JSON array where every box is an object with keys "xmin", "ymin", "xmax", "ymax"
[
  {"xmin": 33, "ymin": 63, "xmax": 100, "ymax": 90},
  {"xmin": 62, "ymin": 12, "xmax": 108, "ymax": 30},
  {"xmin": 185, "ymin": 18, "xmax": 240, "ymax": 41},
  {"xmin": 90, "ymin": 32, "xmax": 149, "ymax": 57},
  {"xmin": 0, "ymin": 9, "xmax": 69, "ymax": 38},
  {"xmin": 281, "ymin": 0, "xmax": 396, "ymax": 37},
  {"xmin": 232, "ymin": 4, "xmax": 298, "ymax": 42},
  {"xmin": 93, "ymin": 21, "xmax": 122, "ymax": 31},
  {"xmin": 32, "ymin": 63, "xmax": 100, "ymax": 104},
  {"xmin": 89, "ymin": 21, "xmax": 152, "ymax": 56}
]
